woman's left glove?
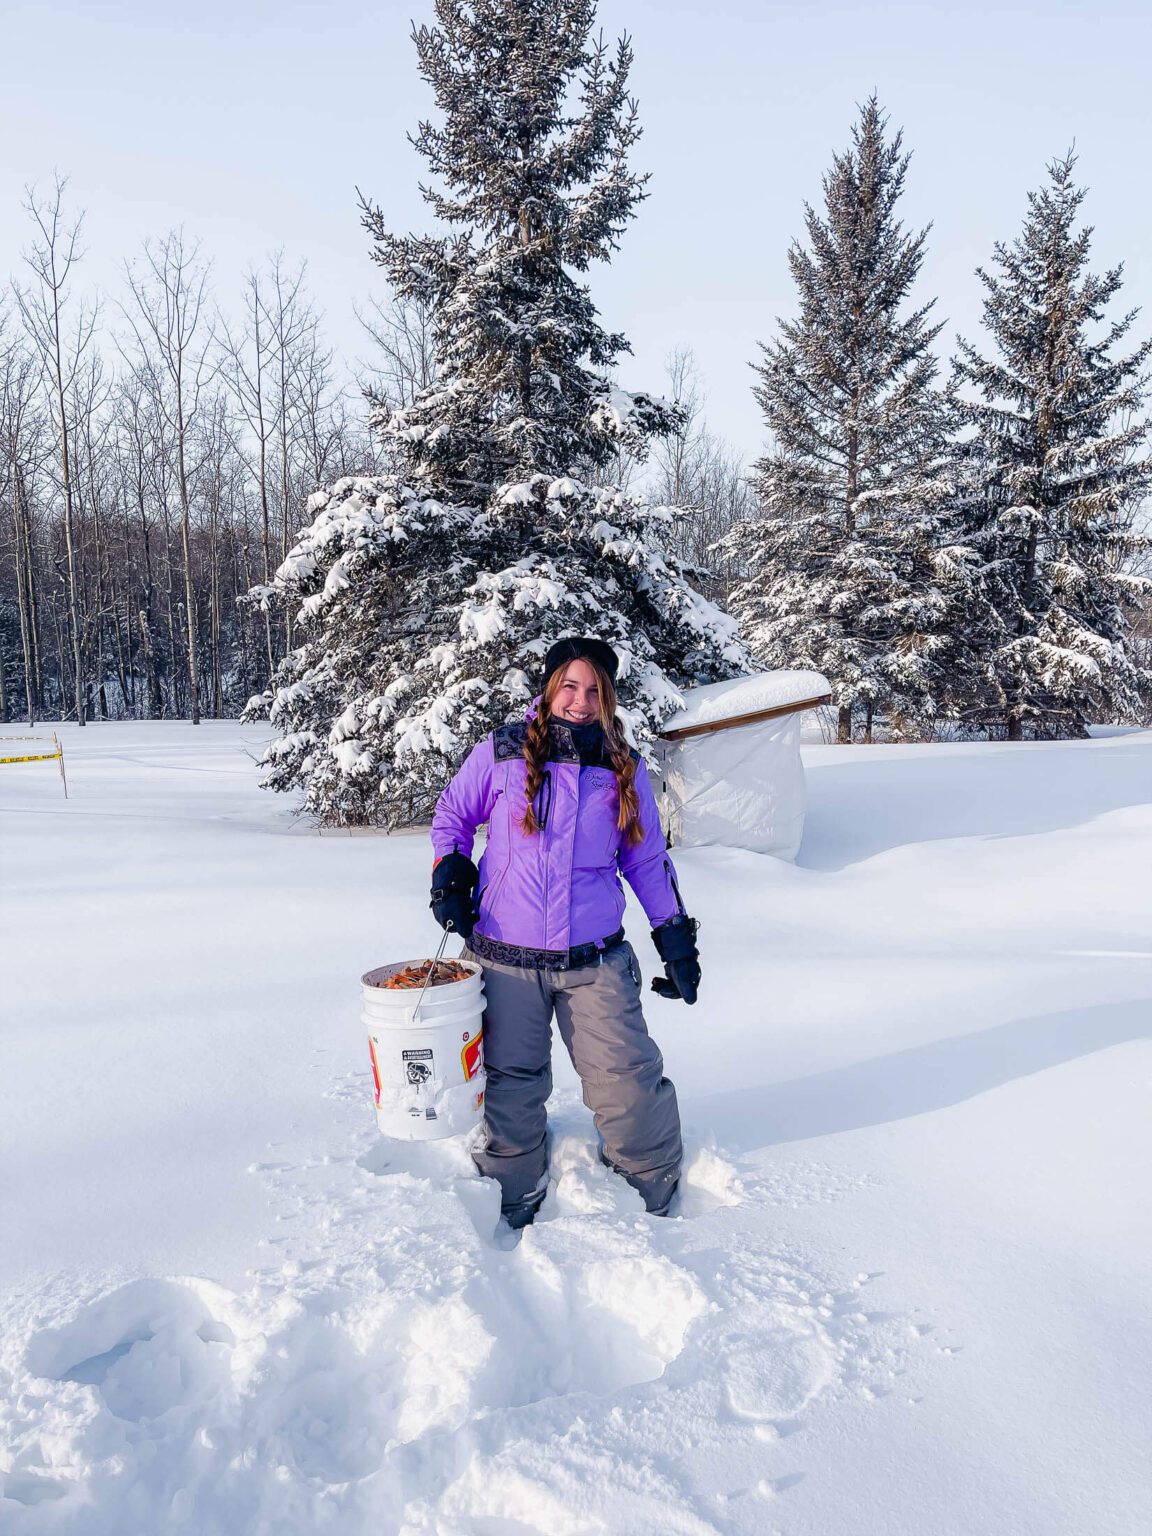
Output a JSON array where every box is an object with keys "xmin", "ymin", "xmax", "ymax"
[
  {"xmin": 430, "ymin": 851, "xmax": 480, "ymax": 937},
  {"xmin": 651, "ymin": 916, "xmax": 701, "ymax": 1005}
]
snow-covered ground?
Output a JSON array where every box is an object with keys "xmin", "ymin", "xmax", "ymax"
[{"xmin": 2, "ymin": 722, "xmax": 1150, "ymax": 1535}]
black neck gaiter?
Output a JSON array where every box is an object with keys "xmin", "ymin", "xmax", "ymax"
[{"xmin": 559, "ymin": 720, "xmax": 608, "ymax": 767}]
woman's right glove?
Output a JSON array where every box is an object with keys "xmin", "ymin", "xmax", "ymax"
[
  {"xmin": 430, "ymin": 850, "xmax": 480, "ymax": 937},
  {"xmin": 651, "ymin": 915, "xmax": 701, "ymax": 1005}
]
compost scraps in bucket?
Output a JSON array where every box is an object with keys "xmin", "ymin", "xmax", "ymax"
[{"xmin": 371, "ymin": 960, "xmax": 472, "ymax": 989}]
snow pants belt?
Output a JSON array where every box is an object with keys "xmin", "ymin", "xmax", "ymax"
[{"xmin": 469, "ymin": 926, "xmax": 626, "ymax": 972}]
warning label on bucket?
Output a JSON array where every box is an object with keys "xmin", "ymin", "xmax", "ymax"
[{"xmin": 403, "ymin": 1047, "xmax": 433, "ymax": 1085}]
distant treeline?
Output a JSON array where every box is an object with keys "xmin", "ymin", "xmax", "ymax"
[{"xmin": 0, "ymin": 209, "xmax": 389, "ymax": 726}]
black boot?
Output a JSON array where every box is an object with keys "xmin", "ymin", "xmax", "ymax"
[
  {"xmin": 598, "ymin": 1145, "xmax": 679, "ymax": 1216},
  {"xmin": 501, "ymin": 1192, "xmax": 545, "ymax": 1230}
]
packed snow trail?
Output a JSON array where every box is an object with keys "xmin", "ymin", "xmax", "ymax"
[
  {"xmin": 2, "ymin": 724, "xmax": 1150, "ymax": 1534},
  {"xmin": 2, "ymin": 1094, "xmax": 900, "ymax": 1535}
]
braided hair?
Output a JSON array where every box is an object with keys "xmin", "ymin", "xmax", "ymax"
[{"xmin": 521, "ymin": 659, "xmax": 644, "ymax": 847}]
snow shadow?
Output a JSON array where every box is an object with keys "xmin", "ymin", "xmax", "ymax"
[
  {"xmin": 685, "ymin": 999, "xmax": 1150, "ymax": 1150},
  {"xmin": 799, "ymin": 735, "xmax": 1152, "ymax": 870}
]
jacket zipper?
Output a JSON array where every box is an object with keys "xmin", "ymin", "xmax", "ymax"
[
  {"xmin": 538, "ymin": 768, "xmax": 555, "ymax": 946},
  {"xmin": 537, "ymin": 769, "xmax": 553, "ymax": 831},
  {"xmin": 663, "ymin": 857, "xmax": 687, "ymax": 917}
]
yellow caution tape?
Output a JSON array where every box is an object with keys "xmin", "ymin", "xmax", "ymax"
[{"xmin": 2, "ymin": 731, "xmax": 68, "ymax": 796}]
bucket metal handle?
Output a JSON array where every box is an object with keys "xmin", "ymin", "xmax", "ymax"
[{"xmin": 411, "ymin": 927, "xmax": 451, "ymax": 1023}]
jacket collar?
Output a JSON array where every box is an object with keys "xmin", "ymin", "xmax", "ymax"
[
  {"xmin": 521, "ymin": 700, "xmax": 610, "ymax": 766},
  {"xmin": 544, "ymin": 720, "xmax": 581, "ymax": 764},
  {"xmin": 517, "ymin": 702, "xmax": 582, "ymax": 765}
]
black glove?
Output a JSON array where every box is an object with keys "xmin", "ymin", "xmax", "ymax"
[
  {"xmin": 651, "ymin": 915, "xmax": 701, "ymax": 1005},
  {"xmin": 430, "ymin": 850, "xmax": 479, "ymax": 937}
]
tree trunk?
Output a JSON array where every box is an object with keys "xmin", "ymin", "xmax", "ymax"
[
  {"xmin": 51, "ymin": 595, "xmax": 69, "ymax": 717},
  {"xmin": 845, "ymin": 425, "xmax": 859, "ymax": 538},
  {"xmin": 174, "ymin": 393, "xmax": 200, "ymax": 724},
  {"xmin": 837, "ymin": 703, "xmax": 852, "ymax": 744},
  {"xmin": 258, "ymin": 432, "xmax": 276, "ymax": 679},
  {"xmin": 139, "ymin": 608, "xmax": 159, "ymax": 716},
  {"xmin": 51, "ymin": 331, "xmax": 85, "ymax": 726},
  {"xmin": 24, "ymin": 479, "xmax": 44, "ymax": 716},
  {"xmin": 12, "ymin": 461, "xmax": 37, "ymax": 725},
  {"xmin": 59, "ymin": 432, "xmax": 85, "ymax": 723},
  {"xmin": 160, "ymin": 497, "xmax": 182, "ymax": 716},
  {"xmin": 108, "ymin": 574, "xmax": 130, "ymax": 715},
  {"xmin": 236, "ymin": 532, "xmax": 258, "ymax": 700},
  {"xmin": 96, "ymin": 550, "xmax": 109, "ymax": 717},
  {"xmin": 136, "ymin": 483, "xmax": 163, "ymax": 718},
  {"xmin": 209, "ymin": 489, "xmax": 223, "ymax": 717},
  {"xmin": 115, "ymin": 500, "xmax": 136, "ymax": 713},
  {"xmin": 279, "ymin": 340, "xmax": 296, "ymax": 656}
]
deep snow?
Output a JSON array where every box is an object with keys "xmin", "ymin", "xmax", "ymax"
[
  {"xmin": 657, "ymin": 670, "xmax": 831, "ymax": 730},
  {"xmin": 1, "ymin": 722, "xmax": 1150, "ymax": 1535}
]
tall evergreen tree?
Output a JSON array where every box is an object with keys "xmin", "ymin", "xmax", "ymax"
[
  {"xmin": 721, "ymin": 99, "xmax": 965, "ymax": 742},
  {"xmin": 361, "ymin": 0, "xmax": 673, "ymax": 495},
  {"xmin": 245, "ymin": 0, "xmax": 747, "ymax": 825},
  {"xmin": 953, "ymin": 152, "xmax": 1151, "ymax": 739}
]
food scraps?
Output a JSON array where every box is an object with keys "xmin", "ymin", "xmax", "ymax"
[{"xmin": 373, "ymin": 960, "xmax": 472, "ymax": 989}]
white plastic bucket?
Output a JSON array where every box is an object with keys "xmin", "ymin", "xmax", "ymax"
[{"xmin": 361, "ymin": 959, "xmax": 486, "ymax": 1141}]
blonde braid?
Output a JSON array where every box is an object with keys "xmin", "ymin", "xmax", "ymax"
[{"xmin": 604, "ymin": 712, "xmax": 644, "ymax": 847}]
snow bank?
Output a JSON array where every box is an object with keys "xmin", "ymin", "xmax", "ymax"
[{"xmin": 658, "ymin": 669, "xmax": 830, "ymax": 733}]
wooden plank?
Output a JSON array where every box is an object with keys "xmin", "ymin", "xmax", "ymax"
[{"xmin": 657, "ymin": 694, "xmax": 832, "ymax": 742}]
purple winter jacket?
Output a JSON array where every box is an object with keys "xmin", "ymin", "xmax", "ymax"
[{"xmin": 430, "ymin": 716, "xmax": 684, "ymax": 952}]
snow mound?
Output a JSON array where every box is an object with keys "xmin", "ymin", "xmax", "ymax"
[{"xmin": 659, "ymin": 670, "xmax": 831, "ymax": 733}]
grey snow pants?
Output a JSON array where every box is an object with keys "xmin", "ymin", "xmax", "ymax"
[{"xmin": 466, "ymin": 941, "xmax": 682, "ymax": 1218}]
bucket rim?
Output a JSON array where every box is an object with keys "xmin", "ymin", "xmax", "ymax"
[{"xmin": 360, "ymin": 956, "xmax": 483, "ymax": 992}]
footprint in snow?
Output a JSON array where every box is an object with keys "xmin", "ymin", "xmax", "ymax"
[
  {"xmin": 24, "ymin": 1277, "xmax": 237, "ymax": 1424},
  {"xmin": 2, "ymin": 1472, "xmax": 71, "ymax": 1506}
]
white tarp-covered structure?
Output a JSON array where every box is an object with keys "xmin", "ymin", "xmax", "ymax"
[{"xmin": 654, "ymin": 670, "xmax": 831, "ymax": 860}]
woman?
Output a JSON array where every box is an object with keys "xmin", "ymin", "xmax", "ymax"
[{"xmin": 429, "ymin": 636, "xmax": 702, "ymax": 1229}]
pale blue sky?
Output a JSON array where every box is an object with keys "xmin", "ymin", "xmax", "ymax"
[{"xmin": 2, "ymin": 0, "xmax": 1149, "ymax": 461}]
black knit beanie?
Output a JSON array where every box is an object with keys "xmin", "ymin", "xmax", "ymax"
[{"xmin": 541, "ymin": 635, "xmax": 619, "ymax": 688}]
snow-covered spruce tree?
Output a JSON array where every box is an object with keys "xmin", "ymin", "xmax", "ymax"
[
  {"xmin": 720, "ymin": 99, "xmax": 970, "ymax": 743},
  {"xmin": 244, "ymin": 0, "xmax": 747, "ymax": 825},
  {"xmin": 952, "ymin": 152, "xmax": 1152, "ymax": 740}
]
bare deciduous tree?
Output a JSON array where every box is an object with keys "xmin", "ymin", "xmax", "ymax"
[
  {"xmin": 356, "ymin": 288, "xmax": 438, "ymax": 417},
  {"xmin": 14, "ymin": 177, "xmax": 98, "ymax": 724},
  {"xmin": 122, "ymin": 231, "xmax": 216, "ymax": 724},
  {"xmin": 648, "ymin": 347, "xmax": 755, "ymax": 601},
  {"xmin": 0, "ymin": 316, "xmax": 46, "ymax": 723}
]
